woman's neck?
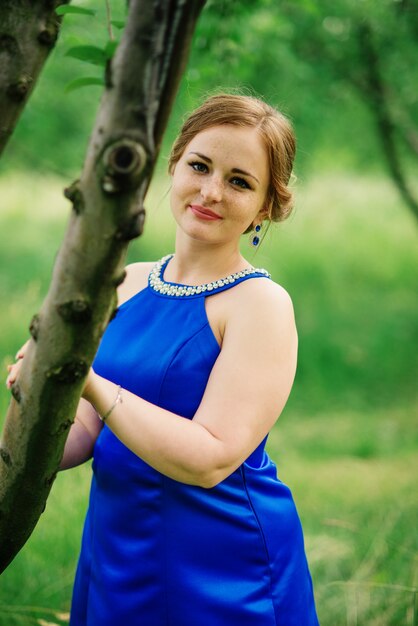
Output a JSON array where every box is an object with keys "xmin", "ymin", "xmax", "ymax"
[{"xmin": 165, "ymin": 233, "xmax": 251, "ymax": 286}]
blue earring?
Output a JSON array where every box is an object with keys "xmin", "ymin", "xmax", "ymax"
[{"xmin": 251, "ymin": 224, "xmax": 262, "ymax": 246}]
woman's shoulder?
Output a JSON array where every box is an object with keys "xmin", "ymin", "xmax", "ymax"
[
  {"xmin": 229, "ymin": 273, "xmax": 295, "ymax": 319},
  {"xmin": 208, "ymin": 273, "xmax": 297, "ymax": 348},
  {"xmin": 228, "ymin": 272, "xmax": 296, "ymax": 335},
  {"xmin": 117, "ymin": 260, "xmax": 155, "ymax": 307}
]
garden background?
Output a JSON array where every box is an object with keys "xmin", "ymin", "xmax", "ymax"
[{"xmin": 0, "ymin": 1, "xmax": 417, "ymax": 624}]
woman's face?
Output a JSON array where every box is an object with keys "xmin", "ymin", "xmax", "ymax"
[{"xmin": 170, "ymin": 124, "xmax": 270, "ymax": 247}]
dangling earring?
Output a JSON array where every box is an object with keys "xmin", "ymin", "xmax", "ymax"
[{"xmin": 251, "ymin": 224, "xmax": 262, "ymax": 246}]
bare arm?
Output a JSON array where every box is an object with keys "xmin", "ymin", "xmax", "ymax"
[
  {"xmin": 82, "ymin": 279, "xmax": 298, "ymax": 488},
  {"xmin": 59, "ymin": 399, "xmax": 103, "ymax": 470}
]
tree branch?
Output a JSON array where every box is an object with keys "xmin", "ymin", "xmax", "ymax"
[
  {"xmin": 0, "ymin": 0, "xmax": 205, "ymax": 573},
  {"xmin": 355, "ymin": 20, "xmax": 418, "ymax": 223},
  {"xmin": 0, "ymin": 0, "xmax": 70, "ymax": 158}
]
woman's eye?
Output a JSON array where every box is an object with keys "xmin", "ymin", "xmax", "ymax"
[
  {"xmin": 189, "ymin": 161, "xmax": 207, "ymax": 173},
  {"xmin": 231, "ymin": 177, "xmax": 251, "ymax": 190}
]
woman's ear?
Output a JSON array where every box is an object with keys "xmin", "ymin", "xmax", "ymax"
[
  {"xmin": 256, "ymin": 206, "xmax": 270, "ymax": 223},
  {"xmin": 168, "ymin": 159, "xmax": 178, "ymax": 176}
]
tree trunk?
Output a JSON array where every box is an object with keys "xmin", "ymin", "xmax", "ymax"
[
  {"xmin": 355, "ymin": 21, "xmax": 418, "ymax": 223},
  {"xmin": 0, "ymin": 0, "xmax": 71, "ymax": 157},
  {"xmin": 0, "ymin": 0, "xmax": 205, "ymax": 573}
]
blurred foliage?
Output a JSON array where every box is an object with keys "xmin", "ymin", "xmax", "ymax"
[
  {"xmin": 2, "ymin": 0, "xmax": 417, "ymax": 189},
  {"xmin": 185, "ymin": 0, "xmax": 418, "ymax": 180}
]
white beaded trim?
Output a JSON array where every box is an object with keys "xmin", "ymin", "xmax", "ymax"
[{"xmin": 149, "ymin": 255, "xmax": 270, "ymax": 297}]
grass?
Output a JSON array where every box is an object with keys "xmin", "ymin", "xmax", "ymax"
[
  {"xmin": 268, "ymin": 414, "xmax": 418, "ymax": 625},
  {"xmin": 0, "ymin": 169, "xmax": 417, "ymax": 625}
]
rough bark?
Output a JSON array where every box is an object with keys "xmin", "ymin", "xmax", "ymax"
[
  {"xmin": 0, "ymin": 0, "xmax": 205, "ymax": 573},
  {"xmin": 356, "ymin": 21, "xmax": 418, "ymax": 224},
  {"xmin": 0, "ymin": 0, "xmax": 70, "ymax": 157}
]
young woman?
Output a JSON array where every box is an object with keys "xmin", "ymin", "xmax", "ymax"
[{"xmin": 7, "ymin": 94, "xmax": 319, "ymax": 625}]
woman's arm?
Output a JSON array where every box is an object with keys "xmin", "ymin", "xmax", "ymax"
[
  {"xmin": 59, "ymin": 399, "xmax": 103, "ymax": 470},
  {"xmin": 83, "ymin": 279, "xmax": 298, "ymax": 488}
]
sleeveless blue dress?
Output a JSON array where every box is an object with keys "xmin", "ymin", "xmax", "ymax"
[{"xmin": 70, "ymin": 255, "xmax": 319, "ymax": 626}]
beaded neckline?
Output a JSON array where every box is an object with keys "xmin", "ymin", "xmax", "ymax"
[{"xmin": 149, "ymin": 254, "xmax": 270, "ymax": 298}]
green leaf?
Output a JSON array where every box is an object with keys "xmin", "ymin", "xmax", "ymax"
[
  {"xmin": 65, "ymin": 45, "xmax": 107, "ymax": 66},
  {"xmin": 104, "ymin": 40, "xmax": 119, "ymax": 59},
  {"xmin": 64, "ymin": 76, "xmax": 104, "ymax": 93},
  {"xmin": 56, "ymin": 5, "xmax": 96, "ymax": 17},
  {"xmin": 111, "ymin": 20, "xmax": 125, "ymax": 30}
]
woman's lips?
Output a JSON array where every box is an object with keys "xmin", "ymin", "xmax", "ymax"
[{"xmin": 189, "ymin": 205, "xmax": 222, "ymax": 221}]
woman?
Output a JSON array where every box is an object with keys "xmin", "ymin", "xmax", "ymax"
[{"xmin": 7, "ymin": 94, "xmax": 319, "ymax": 625}]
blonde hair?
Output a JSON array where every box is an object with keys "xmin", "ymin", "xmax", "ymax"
[{"xmin": 168, "ymin": 93, "xmax": 296, "ymax": 222}]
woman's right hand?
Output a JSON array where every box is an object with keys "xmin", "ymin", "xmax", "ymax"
[{"xmin": 5, "ymin": 339, "xmax": 30, "ymax": 390}]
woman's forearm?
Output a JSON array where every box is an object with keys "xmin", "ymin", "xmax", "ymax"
[
  {"xmin": 83, "ymin": 373, "xmax": 226, "ymax": 488},
  {"xmin": 59, "ymin": 399, "xmax": 103, "ymax": 471}
]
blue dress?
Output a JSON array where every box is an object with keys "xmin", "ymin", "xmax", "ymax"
[{"xmin": 70, "ymin": 255, "xmax": 319, "ymax": 626}]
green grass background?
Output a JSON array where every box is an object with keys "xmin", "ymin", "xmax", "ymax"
[{"xmin": 0, "ymin": 170, "xmax": 417, "ymax": 625}]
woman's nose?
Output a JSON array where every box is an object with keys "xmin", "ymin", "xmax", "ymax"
[{"xmin": 200, "ymin": 175, "xmax": 223, "ymax": 203}]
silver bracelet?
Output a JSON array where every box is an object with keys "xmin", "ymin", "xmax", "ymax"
[{"xmin": 100, "ymin": 385, "xmax": 123, "ymax": 422}]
